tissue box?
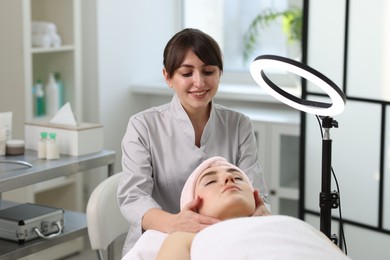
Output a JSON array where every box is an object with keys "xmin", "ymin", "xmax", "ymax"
[{"xmin": 25, "ymin": 121, "xmax": 103, "ymax": 156}]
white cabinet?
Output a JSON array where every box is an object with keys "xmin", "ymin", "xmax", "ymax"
[
  {"xmin": 29, "ymin": 0, "xmax": 82, "ymax": 121},
  {"xmin": 0, "ymin": 0, "xmax": 84, "ymax": 259},
  {"xmin": 269, "ymin": 124, "xmax": 300, "ymax": 216},
  {"xmin": 0, "ymin": 0, "xmax": 82, "ymax": 137},
  {"xmin": 1, "ymin": 0, "xmax": 83, "ymax": 205},
  {"xmin": 235, "ymin": 107, "xmax": 300, "ymax": 216}
]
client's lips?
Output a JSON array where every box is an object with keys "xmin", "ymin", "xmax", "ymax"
[{"xmin": 223, "ymin": 184, "xmax": 241, "ymax": 192}]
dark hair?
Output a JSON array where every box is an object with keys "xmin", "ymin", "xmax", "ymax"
[{"xmin": 163, "ymin": 28, "xmax": 223, "ymax": 79}]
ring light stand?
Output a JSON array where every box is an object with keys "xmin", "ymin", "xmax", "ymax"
[{"xmin": 250, "ymin": 55, "xmax": 346, "ymax": 242}]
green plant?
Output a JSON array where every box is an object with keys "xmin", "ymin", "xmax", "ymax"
[{"xmin": 243, "ymin": 8, "xmax": 303, "ymax": 62}]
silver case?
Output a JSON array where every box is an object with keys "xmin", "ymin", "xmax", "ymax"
[{"xmin": 0, "ymin": 203, "xmax": 64, "ymax": 242}]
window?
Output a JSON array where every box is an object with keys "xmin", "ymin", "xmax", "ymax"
[{"xmin": 183, "ymin": 0, "xmax": 303, "ymax": 87}]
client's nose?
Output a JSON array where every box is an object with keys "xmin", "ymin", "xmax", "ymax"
[{"xmin": 224, "ymin": 173, "xmax": 235, "ymax": 184}]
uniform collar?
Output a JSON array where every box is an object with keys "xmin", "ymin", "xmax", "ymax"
[{"xmin": 170, "ymin": 93, "xmax": 214, "ymax": 147}]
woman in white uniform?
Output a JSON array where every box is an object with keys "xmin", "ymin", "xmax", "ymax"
[{"xmin": 117, "ymin": 28, "xmax": 270, "ymax": 256}]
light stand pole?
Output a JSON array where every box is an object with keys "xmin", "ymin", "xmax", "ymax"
[{"xmin": 319, "ymin": 116, "xmax": 340, "ymax": 243}]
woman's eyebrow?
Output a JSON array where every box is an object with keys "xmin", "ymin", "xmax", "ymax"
[
  {"xmin": 180, "ymin": 64, "xmax": 194, "ymax": 68},
  {"xmin": 180, "ymin": 63, "xmax": 212, "ymax": 69}
]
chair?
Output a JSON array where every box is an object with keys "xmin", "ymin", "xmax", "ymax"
[{"xmin": 86, "ymin": 172, "xmax": 130, "ymax": 260}]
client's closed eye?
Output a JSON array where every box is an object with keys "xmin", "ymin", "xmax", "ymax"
[{"xmin": 205, "ymin": 180, "xmax": 216, "ymax": 186}]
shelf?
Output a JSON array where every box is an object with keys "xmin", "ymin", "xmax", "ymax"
[
  {"xmin": 233, "ymin": 106, "xmax": 300, "ymax": 125},
  {"xmin": 33, "ymin": 175, "xmax": 76, "ymax": 193},
  {"xmin": 0, "ymin": 150, "xmax": 115, "ymax": 259},
  {"xmin": 31, "ymin": 45, "xmax": 75, "ymax": 54},
  {"xmin": 131, "ymin": 82, "xmax": 279, "ymax": 103},
  {"xmin": 0, "ymin": 200, "xmax": 87, "ymax": 260},
  {"xmin": 0, "ymin": 1, "xmax": 94, "ymax": 258},
  {"xmin": 0, "ymin": 149, "xmax": 116, "ymax": 193}
]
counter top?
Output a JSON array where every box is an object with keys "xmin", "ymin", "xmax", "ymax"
[{"xmin": 0, "ymin": 149, "xmax": 115, "ymax": 193}]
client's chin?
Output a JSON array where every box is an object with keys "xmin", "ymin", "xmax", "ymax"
[{"xmin": 215, "ymin": 200, "xmax": 256, "ymax": 220}]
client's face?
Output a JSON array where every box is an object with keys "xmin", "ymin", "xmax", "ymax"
[{"xmin": 194, "ymin": 166, "xmax": 256, "ymax": 220}]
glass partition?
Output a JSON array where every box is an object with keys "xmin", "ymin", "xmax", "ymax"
[
  {"xmin": 307, "ymin": 0, "xmax": 346, "ymax": 93},
  {"xmin": 384, "ymin": 106, "xmax": 390, "ymax": 230},
  {"xmin": 346, "ymin": 0, "xmax": 390, "ymax": 101},
  {"xmin": 305, "ymin": 98, "xmax": 381, "ymax": 226}
]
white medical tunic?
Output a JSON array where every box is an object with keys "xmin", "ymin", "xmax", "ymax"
[{"xmin": 118, "ymin": 94, "xmax": 268, "ymax": 255}]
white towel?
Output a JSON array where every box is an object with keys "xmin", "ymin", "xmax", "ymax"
[
  {"xmin": 50, "ymin": 33, "xmax": 62, "ymax": 47},
  {"xmin": 191, "ymin": 216, "xmax": 351, "ymax": 260},
  {"xmin": 32, "ymin": 33, "xmax": 52, "ymax": 48},
  {"xmin": 122, "ymin": 230, "xmax": 168, "ymax": 260},
  {"xmin": 31, "ymin": 32, "xmax": 61, "ymax": 48},
  {"xmin": 31, "ymin": 21, "xmax": 57, "ymax": 34}
]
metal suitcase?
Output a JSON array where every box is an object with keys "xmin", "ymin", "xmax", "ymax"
[{"xmin": 0, "ymin": 203, "xmax": 64, "ymax": 243}]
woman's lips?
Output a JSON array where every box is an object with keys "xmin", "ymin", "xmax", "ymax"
[{"xmin": 189, "ymin": 90, "xmax": 208, "ymax": 98}]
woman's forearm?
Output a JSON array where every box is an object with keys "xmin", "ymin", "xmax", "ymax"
[{"xmin": 142, "ymin": 208, "xmax": 176, "ymax": 233}]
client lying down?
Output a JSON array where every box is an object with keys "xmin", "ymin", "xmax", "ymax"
[
  {"xmin": 156, "ymin": 156, "xmax": 351, "ymax": 260},
  {"xmin": 123, "ymin": 157, "xmax": 350, "ymax": 259}
]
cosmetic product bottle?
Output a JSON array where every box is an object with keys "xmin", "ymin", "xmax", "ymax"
[
  {"xmin": 34, "ymin": 79, "xmax": 45, "ymax": 117},
  {"xmin": 53, "ymin": 72, "xmax": 64, "ymax": 107},
  {"xmin": 46, "ymin": 132, "xmax": 59, "ymax": 160},
  {"xmin": 45, "ymin": 73, "xmax": 60, "ymax": 116},
  {"xmin": 38, "ymin": 132, "xmax": 48, "ymax": 159}
]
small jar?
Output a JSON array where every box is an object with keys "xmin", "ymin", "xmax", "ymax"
[{"xmin": 6, "ymin": 139, "xmax": 25, "ymax": 155}]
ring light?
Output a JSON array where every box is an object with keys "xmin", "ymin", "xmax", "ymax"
[
  {"xmin": 250, "ymin": 55, "xmax": 346, "ymax": 116},
  {"xmin": 250, "ymin": 55, "xmax": 347, "ymax": 242}
]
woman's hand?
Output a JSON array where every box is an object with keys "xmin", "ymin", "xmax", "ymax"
[
  {"xmin": 169, "ymin": 196, "xmax": 220, "ymax": 233},
  {"xmin": 252, "ymin": 189, "xmax": 271, "ymax": 216}
]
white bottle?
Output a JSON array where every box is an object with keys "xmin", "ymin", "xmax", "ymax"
[
  {"xmin": 46, "ymin": 132, "xmax": 59, "ymax": 160},
  {"xmin": 45, "ymin": 73, "xmax": 60, "ymax": 116},
  {"xmin": 38, "ymin": 132, "xmax": 48, "ymax": 159}
]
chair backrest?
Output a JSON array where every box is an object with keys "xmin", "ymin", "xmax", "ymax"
[{"xmin": 86, "ymin": 172, "xmax": 129, "ymax": 250}]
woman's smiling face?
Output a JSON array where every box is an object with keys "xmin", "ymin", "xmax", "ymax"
[
  {"xmin": 194, "ymin": 165, "xmax": 256, "ymax": 220},
  {"xmin": 164, "ymin": 49, "xmax": 221, "ymax": 115}
]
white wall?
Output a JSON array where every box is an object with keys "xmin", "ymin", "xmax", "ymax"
[
  {"xmin": 0, "ymin": 1, "xmax": 26, "ymax": 139},
  {"xmin": 82, "ymin": 0, "xmax": 182, "ymax": 172}
]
